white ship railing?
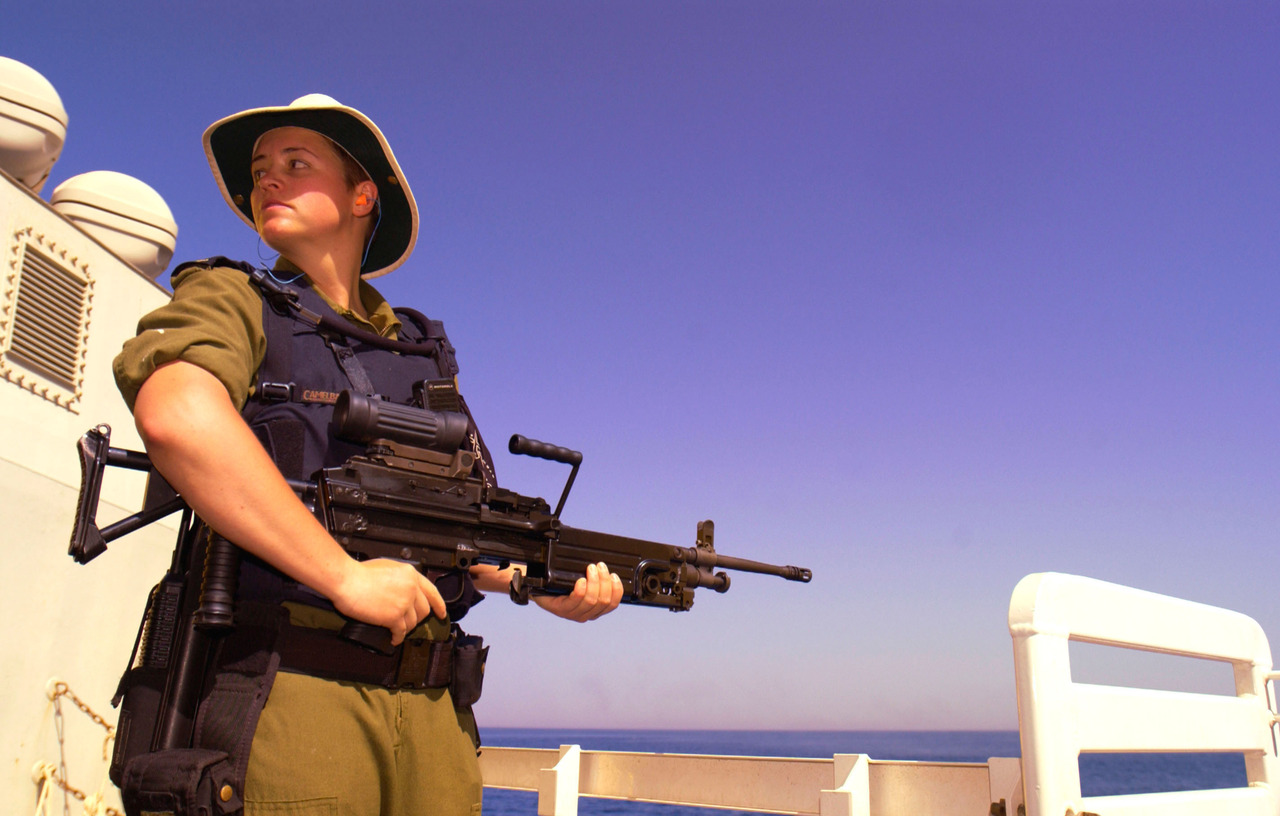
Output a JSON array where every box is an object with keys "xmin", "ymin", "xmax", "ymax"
[
  {"xmin": 1010, "ymin": 572, "xmax": 1280, "ymax": 816},
  {"xmin": 480, "ymin": 573, "xmax": 1280, "ymax": 816},
  {"xmin": 478, "ymin": 746, "xmax": 1024, "ymax": 816}
]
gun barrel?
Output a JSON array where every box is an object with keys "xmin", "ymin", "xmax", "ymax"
[{"xmin": 677, "ymin": 547, "xmax": 812, "ymax": 583}]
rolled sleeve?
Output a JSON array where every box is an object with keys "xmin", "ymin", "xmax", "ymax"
[{"xmin": 113, "ymin": 265, "xmax": 267, "ymax": 410}]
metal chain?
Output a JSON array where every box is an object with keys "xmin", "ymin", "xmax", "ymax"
[
  {"xmin": 42, "ymin": 681, "xmax": 123, "ymax": 816},
  {"xmin": 34, "ymin": 764, "xmax": 123, "ymax": 816},
  {"xmin": 50, "ymin": 682, "xmax": 116, "ymax": 739}
]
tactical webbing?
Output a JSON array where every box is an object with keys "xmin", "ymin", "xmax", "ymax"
[
  {"xmin": 326, "ymin": 336, "xmax": 377, "ymax": 396},
  {"xmin": 190, "ymin": 601, "xmax": 285, "ymax": 810}
]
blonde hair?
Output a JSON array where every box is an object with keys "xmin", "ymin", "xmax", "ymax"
[{"xmin": 323, "ymin": 135, "xmax": 372, "ymax": 190}]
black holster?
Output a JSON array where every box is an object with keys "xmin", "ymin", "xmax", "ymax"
[
  {"xmin": 110, "ymin": 666, "xmax": 166, "ymax": 786},
  {"xmin": 113, "ymin": 580, "xmax": 488, "ymax": 815},
  {"xmin": 112, "ymin": 606, "xmax": 281, "ymax": 816},
  {"xmin": 110, "ymin": 532, "xmax": 281, "ymax": 816}
]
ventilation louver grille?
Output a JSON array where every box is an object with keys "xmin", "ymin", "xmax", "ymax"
[
  {"xmin": 2, "ymin": 229, "xmax": 93, "ymax": 412},
  {"xmin": 10, "ymin": 246, "xmax": 86, "ymax": 389}
]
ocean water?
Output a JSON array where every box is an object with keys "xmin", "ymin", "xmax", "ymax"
[{"xmin": 478, "ymin": 728, "xmax": 1249, "ymax": 814}]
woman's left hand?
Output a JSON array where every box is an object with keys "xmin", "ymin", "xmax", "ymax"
[{"xmin": 533, "ymin": 561, "xmax": 624, "ymax": 622}]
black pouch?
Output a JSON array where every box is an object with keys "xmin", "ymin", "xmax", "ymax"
[
  {"xmin": 119, "ymin": 748, "xmax": 242, "ymax": 816},
  {"xmin": 450, "ymin": 632, "xmax": 488, "ymax": 708},
  {"xmin": 111, "ymin": 573, "xmax": 187, "ymax": 787},
  {"xmin": 109, "ymin": 665, "xmax": 167, "ymax": 787}
]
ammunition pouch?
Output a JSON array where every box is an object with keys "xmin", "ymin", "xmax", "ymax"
[
  {"xmin": 450, "ymin": 631, "xmax": 488, "ymax": 709},
  {"xmin": 119, "ymin": 748, "xmax": 241, "ymax": 816},
  {"xmin": 109, "ymin": 666, "xmax": 167, "ymax": 788}
]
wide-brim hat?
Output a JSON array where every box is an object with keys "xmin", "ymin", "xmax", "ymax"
[{"xmin": 202, "ymin": 94, "xmax": 418, "ymax": 278}]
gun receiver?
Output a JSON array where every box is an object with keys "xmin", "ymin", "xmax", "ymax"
[{"xmin": 323, "ymin": 392, "xmax": 812, "ymax": 616}]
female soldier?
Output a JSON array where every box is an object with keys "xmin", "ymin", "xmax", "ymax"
[{"xmin": 114, "ymin": 94, "xmax": 621, "ymax": 815}]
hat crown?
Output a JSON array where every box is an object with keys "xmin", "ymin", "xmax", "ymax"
[{"xmin": 288, "ymin": 93, "xmax": 342, "ymax": 110}]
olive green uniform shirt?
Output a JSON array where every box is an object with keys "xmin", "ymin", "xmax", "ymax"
[{"xmin": 112, "ymin": 260, "xmax": 404, "ymax": 410}]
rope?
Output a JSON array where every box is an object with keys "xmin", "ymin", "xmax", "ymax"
[
  {"xmin": 35, "ymin": 680, "xmax": 123, "ymax": 816},
  {"xmin": 32, "ymin": 763, "xmax": 54, "ymax": 816}
]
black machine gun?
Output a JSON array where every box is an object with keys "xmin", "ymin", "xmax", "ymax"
[{"xmin": 71, "ymin": 391, "xmax": 811, "ymax": 648}]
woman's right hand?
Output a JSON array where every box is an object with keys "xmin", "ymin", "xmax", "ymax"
[{"xmin": 331, "ymin": 558, "xmax": 447, "ymax": 645}]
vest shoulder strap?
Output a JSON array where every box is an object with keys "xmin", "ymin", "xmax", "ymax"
[
  {"xmin": 180, "ymin": 258, "xmax": 451, "ymax": 361},
  {"xmin": 171, "ymin": 256, "xmax": 298, "ymax": 317},
  {"xmin": 183, "ymin": 260, "xmax": 460, "ymax": 402},
  {"xmin": 394, "ymin": 306, "xmax": 460, "ymax": 377}
]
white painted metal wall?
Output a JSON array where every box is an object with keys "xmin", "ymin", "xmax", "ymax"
[{"xmin": 1, "ymin": 171, "xmax": 174, "ymax": 814}]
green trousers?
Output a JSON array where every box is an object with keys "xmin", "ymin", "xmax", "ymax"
[{"xmin": 243, "ymin": 612, "xmax": 483, "ymax": 816}]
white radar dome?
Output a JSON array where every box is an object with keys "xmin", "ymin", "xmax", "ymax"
[
  {"xmin": 0, "ymin": 57, "xmax": 67, "ymax": 193},
  {"xmin": 51, "ymin": 171, "xmax": 179, "ymax": 279}
]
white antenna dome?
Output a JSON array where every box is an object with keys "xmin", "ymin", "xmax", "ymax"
[
  {"xmin": 0, "ymin": 57, "xmax": 67, "ymax": 193},
  {"xmin": 51, "ymin": 171, "xmax": 178, "ymax": 279}
]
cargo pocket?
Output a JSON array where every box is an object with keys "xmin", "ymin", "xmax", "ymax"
[{"xmin": 245, "ymin": 796, "xmax": 339, "ymax": 816}]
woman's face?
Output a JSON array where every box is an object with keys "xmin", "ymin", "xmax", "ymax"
[{"xmin": 249, "ymin": 126, "xmax": 359, "ymax": 255}]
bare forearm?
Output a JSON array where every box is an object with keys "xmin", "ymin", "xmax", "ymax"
[
  {"xmin": 133, "ymin": 362, "xmax": 445, "ymax": 643},
  {"xmin": 133, "ymin": 361, "xmax": 351, "ymax": 597},
  {"xmin": 469, "ymin": 564, "xmax": 516, "ymax": 593}
]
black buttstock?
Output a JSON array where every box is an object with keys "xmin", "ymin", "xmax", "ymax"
[
  {"xmin": 71, "ymin": 425, "xmax": 166, "ymax": 564},
  {"xmin": 70, "ymin": 425, "xmax": 112, "ymax": 564}
]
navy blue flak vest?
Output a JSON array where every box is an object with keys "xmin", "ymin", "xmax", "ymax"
[{"xmin": 174, "ymin": 257, "xmax": 489, "ymax": 620}]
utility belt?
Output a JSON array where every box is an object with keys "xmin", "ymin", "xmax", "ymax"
[{"xmin": 276, "ymin": 618, "xmax": 488, "ymax": 705}]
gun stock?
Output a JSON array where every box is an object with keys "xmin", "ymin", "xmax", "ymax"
[{"xmin": 70, "ymin": 424, "xmax": 185, "ymax": 564}]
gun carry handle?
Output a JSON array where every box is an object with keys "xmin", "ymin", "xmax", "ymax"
[{"xmin": 509, "ymin": 434, "xmax": 582, "ymax": 518}]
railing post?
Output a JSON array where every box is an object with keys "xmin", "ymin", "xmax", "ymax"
[
  {"xmin": 1010, "ymin": 577, "xmax": 1087, "ymax": 816},
  {"xmin": 987, "ymin": 756, "xmax": 1024, "ymax": 816},
  {"xmin": 819, "ymin": 754, "xmax": 870, "ymax": 816},
  {"xmin": 538, "ymin": 744, "xmax": 581, "ymax": 816}
]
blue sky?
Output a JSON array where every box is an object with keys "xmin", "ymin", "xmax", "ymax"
[{"xmin": 6, "ymin": 2, "xmax": 1277, "ymax": 729}]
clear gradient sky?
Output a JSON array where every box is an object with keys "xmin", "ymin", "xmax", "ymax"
[{"xmin": 6, "ymin": 1, "xmax": 1277, "ymax": 730}]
